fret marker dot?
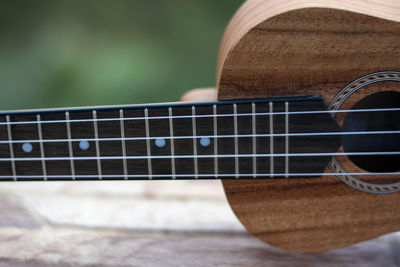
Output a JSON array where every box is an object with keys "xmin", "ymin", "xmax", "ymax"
[
  {"xmin": 155, "ymin": 138, "xmax": 166, "ymax": 148},
  {"xmin": 22, "ymin": 143, "xmax": 33, "ymax": 153},
  {"xmin": 79, "ymin": 141, "xmax": 90, "ymax": 150},
  {"xmin": 200, "ymin": 137, "xmax": 211, "ymax": 147}
]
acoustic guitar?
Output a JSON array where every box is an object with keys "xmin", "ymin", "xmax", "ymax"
[{"xmin": 1, "ymin": 0, "xmax": 400, "ymax": 252}]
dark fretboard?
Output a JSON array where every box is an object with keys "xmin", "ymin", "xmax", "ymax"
[{"xmin": 0, "ymin": 95, "xmax": 341, "ymax": 181}]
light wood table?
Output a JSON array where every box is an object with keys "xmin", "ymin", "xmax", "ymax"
[{"xmin": 0, "ymin": 181, "xmax": 398, "ymax": 266}]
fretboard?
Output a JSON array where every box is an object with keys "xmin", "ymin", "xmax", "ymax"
[{"xmin": 0, "ymin": 95, "xmax": 341, "ymax": 181}]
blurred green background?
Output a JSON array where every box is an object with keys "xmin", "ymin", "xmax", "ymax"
[{"xmin": 0, "ymin": 0, "xmax": 243, "ymax": 110}]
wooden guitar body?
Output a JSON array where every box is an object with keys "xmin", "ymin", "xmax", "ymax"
[{"xmin": 217, "ymin": 0, "xmax": 400, "ymax": 252}]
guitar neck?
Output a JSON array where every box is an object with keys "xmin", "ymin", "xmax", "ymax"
[{"xmin": 0, "ymin": 95, "xmax": 340, "ymax": 181}]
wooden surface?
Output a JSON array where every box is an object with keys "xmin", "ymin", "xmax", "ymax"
[
  {"xmin": 0, "ymin": 181, "xmax": 399, "ymax": 266},
  {"xmin": 217, "ymin": 0, "xmax": 400, "ymax": 252}
]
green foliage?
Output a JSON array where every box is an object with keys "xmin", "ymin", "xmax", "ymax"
[{"xmin": 0, "ymin": 0, "xmax": 243, "ymax": 109}]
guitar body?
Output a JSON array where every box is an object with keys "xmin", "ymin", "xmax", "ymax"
[{"xmin": 217, "ymin": 0, "xmax": 400, "ymax": 252}]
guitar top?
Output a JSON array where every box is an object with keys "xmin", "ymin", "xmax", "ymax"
[{"xmin": 218, "ymin": 0, "xmax": 400, "ymax": 252}]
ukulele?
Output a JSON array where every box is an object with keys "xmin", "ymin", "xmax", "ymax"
[{"xmin": 1, "ymin": 0, "xmax": 400, "ymax": 253}]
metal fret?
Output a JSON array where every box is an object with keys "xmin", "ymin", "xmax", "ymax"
[
  {"xmin": 65, "ymin": 112, "xmax": 76, "ymax": 180},
  {"xmin": 92, "ymin": 111, "xmax": 102, "ymax": 180},
  {"xmin": 119, "ymin": 109, "xmax": 128, "ymax": 180},
  {"xmin": 285, "ymin": 102, "xmax": 289, "ymax": 178},
  {"xmin": 192, "ymin": 106, "xmax": 198, "ymax": 179},
  {"xmin": 269, "ymin": 102, "xmax": 274, "ymax": 177},
  {"xmin": 144, "ymin": 108, "xmax": 152, "ymax": 179},
  {"xmin": 233, "ymin": 104, "xmax": 239, "ymax": 178},
  {"xmin": 6, "ymin": 116, "xmax": 17, "ymax": 181},
  {"xmin": 213, "ymin": 105, "xmax": 218, "ymax": 178},
  {"xmin": 252, "ymin": 103, "xmax": 256, "ymax": 178},
  {"xmin": 169, "ymin": 107, "xmax": 176, "ymax": 180},
  {"xmin": 37, "ymin": 115, "xmax": 47, "ymax": 181}
]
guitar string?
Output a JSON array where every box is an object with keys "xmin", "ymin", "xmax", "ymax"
[
  {"xmin": 0, "ymin": 106, "xmax": 399, "ymax": 126},
  {"xmin": 0, "ymin": 151, "xmax": 399, "ymax": 162},
  {"xmin": 0, "ymin": 172, "xmax": 397, "ymax": 179},
  {"xmin": 0, "ymin": 106, "xmax": 398, "ymax": 164},
  {"xmin": 0, "ymin": 129, "xmax": 398, "ymax": 144}
]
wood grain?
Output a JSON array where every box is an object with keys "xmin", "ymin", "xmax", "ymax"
[{"xmin": 217, "ymin": 0, "xmax": 400, "ymax": 252}]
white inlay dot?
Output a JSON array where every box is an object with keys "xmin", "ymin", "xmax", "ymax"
[
  {"xmin": 200, "ymin": 137, "xmax": 211, "ymax": 147},
  {"xmin": 155, "ymin": 138, "xmax": 166, "ymax": 148},
  {"xmin": 22, "ymin": 143, "xmax": 33, "ymax": 153},
  {"xmin": 79, "ymin": 140, "xmax": 90, "ymax": 151}
]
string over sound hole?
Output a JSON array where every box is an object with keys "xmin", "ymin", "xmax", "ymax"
[{"xmin": 342, "ymin": 91, "xmax": 400, "ymax": 172}]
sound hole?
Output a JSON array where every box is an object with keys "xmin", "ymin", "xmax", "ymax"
[{"xmin": 342, "ymin": 91, "xmax": 400, "ymax": 172}]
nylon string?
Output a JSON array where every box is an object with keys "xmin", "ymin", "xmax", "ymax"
[
  {"xmin": 0, "ymin": 130, "xmax": 398, "ymax": 144},
  {"xmin": 0, "ymin": 107, "xmax": 399, "ymax": 126},
  {"xmin": 0, "ymin": 172, "xmax": 397, "ymax": 179},
  {"xmin": 0, "ymin": 151, "xmax": 400, "ymax": 162},
  {"xmin": 0, "ymin": 106, "xmax": 399, "ymax": 170}
]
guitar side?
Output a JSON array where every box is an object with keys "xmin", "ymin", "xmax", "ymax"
[{"xmin": 217, "ymin": 0, "xmax": 400, "ymax": 252}]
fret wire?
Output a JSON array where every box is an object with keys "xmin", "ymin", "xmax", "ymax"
[
  {"xmin": 92, "ymin": 111, "xmax": 102, "ymax": 180},
  {"xmin": 233, "ymin": 104, "xmax": 239, "ymax": 179},
  {"xmin": 192, "ymin": 106, "xmax": 198, "ymax": 179},
  {"xmin": 37, "ymin": 115, "xmax": 47, "ymax": 181},
  {"xmin": 65, "ymin": 112, "xmax": 76, "ymax": 180},
  {"xmin": 285, "ymin": 102, "xmax": 289, "ymax": 178},
  {"xmin": 213, "ymin": 105, "xmax": 218, "ymax": 179},
  {"xmin": 6, "ymin": 116, "xmax": 17, "ymax": 181},
  {"xmin": 119, "ymin": 110, "xmax": 128, "ymax": 180},
  {"xmin": 144, "ymin": 108, "xmax": 152, "ymax": 180},
  {"xmin": 169, "ymin": 107, "xmax": 176, "ymax": 180},
  {"xmin": 269, "ymin": 102, "xmax": 274, "ymax": 178},
  {"xmin": 252, "ymin": 103, "xmax": 256, "ymax": 179}
]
